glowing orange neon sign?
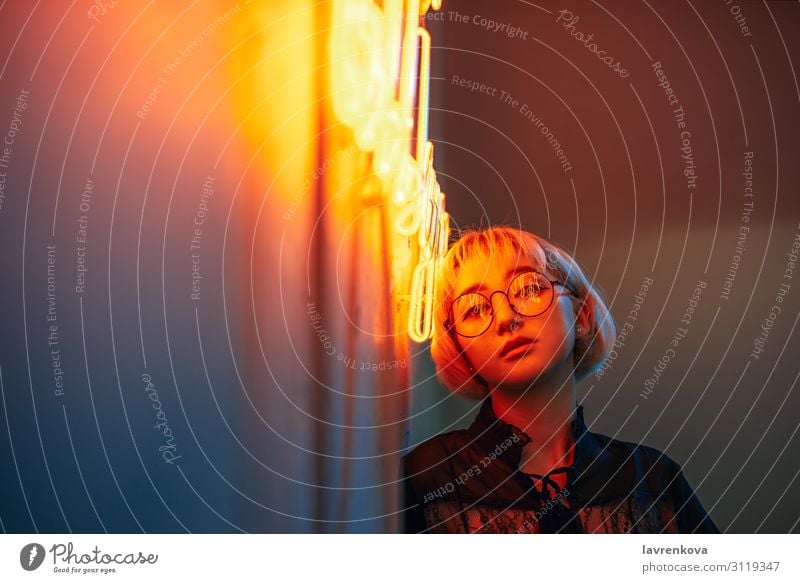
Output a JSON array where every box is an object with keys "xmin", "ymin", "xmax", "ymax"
[{"xmin": 329, "ymin": 0, "xmax": 450, "ymax": 342}]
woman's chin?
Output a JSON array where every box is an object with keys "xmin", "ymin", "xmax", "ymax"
[
  {"xmin": 490, "ymin": 363, "xmax": 543, "ymax": 389},
  {"xmin": 488, "ymin": 355, "xmax": 569, "ymax": 389}
]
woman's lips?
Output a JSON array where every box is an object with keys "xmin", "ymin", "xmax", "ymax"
[{"xmin": 501, "ymin": 339, "xmax": 536, "ymax": 359}]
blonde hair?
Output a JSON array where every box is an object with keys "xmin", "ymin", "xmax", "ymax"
[{"xmin": 430, "ymin": 225, "xmax": 616, "ymax": 399}]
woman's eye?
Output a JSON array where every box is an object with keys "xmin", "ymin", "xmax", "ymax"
[
  {"xmin": 518, "ymin": 284, "xmax": 542, "ymax": 299},
  {"xmin": 465, "ymin": 303, "xmax": 490, "ymax": 319}
]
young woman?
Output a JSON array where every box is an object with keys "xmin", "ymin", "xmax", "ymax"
[{"xmin": 402, "ymin": 226, "xmax": 718, "ymax": 533}]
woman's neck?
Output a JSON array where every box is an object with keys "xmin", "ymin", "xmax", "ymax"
[{"xmin": 490, "ymin": 359, "xmax": 578, "ymax": 477}]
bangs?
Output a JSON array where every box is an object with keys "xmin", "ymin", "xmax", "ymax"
[{"xmin": 440, "ymin": 227, "xmax": 549, "ymax": 298}]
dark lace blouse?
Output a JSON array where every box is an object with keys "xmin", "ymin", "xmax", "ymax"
[{"xmin": 402, "ymin": 396, "xmax": 719, "ymax": 534}]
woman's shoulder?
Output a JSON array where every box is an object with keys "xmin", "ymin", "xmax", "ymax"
[
  {"xmin": 592, "ymin": 430, "xmax": 682, "ymax": 473},
  {"xmin": 402, "ymin": 429, "xmax": 473, "ymax": 476},
  {"xmin": 401, "ymin": 428, "xmax": 490, "ymax": 501},
  {"xmin": 585, "ymin": 429, "xmax": 686, "ymax": 499},
  {"xmin": 587, "ymin": 430, "xmax": 719, "ymax": 533}
]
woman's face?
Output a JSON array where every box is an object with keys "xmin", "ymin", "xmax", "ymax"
[{"xmin": 450, "ymin": 255, "xmax": 583, "ymax": 389}]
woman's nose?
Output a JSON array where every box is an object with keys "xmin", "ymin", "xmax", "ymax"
[{"xmin": 490, "ymin": 291, "xmax": 519, "ymax": 333}]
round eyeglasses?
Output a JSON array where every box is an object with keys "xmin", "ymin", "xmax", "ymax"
[{"xmin": 444, "ymin": 271, "xmax": 573, "ymax": 338}]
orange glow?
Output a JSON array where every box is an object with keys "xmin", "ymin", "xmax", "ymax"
[{"xmin": 228, "ymin": 2, "xmax": 317, "ymax": 207}]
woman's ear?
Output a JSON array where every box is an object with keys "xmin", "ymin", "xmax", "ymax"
[{"xmin": 574, "ymin": 299, "xmax": 591, "ymax": 338}]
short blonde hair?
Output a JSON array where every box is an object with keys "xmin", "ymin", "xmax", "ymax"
[{"xmin": 430, "ymin": 226, "xmax": 616, "ymax": 399}]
